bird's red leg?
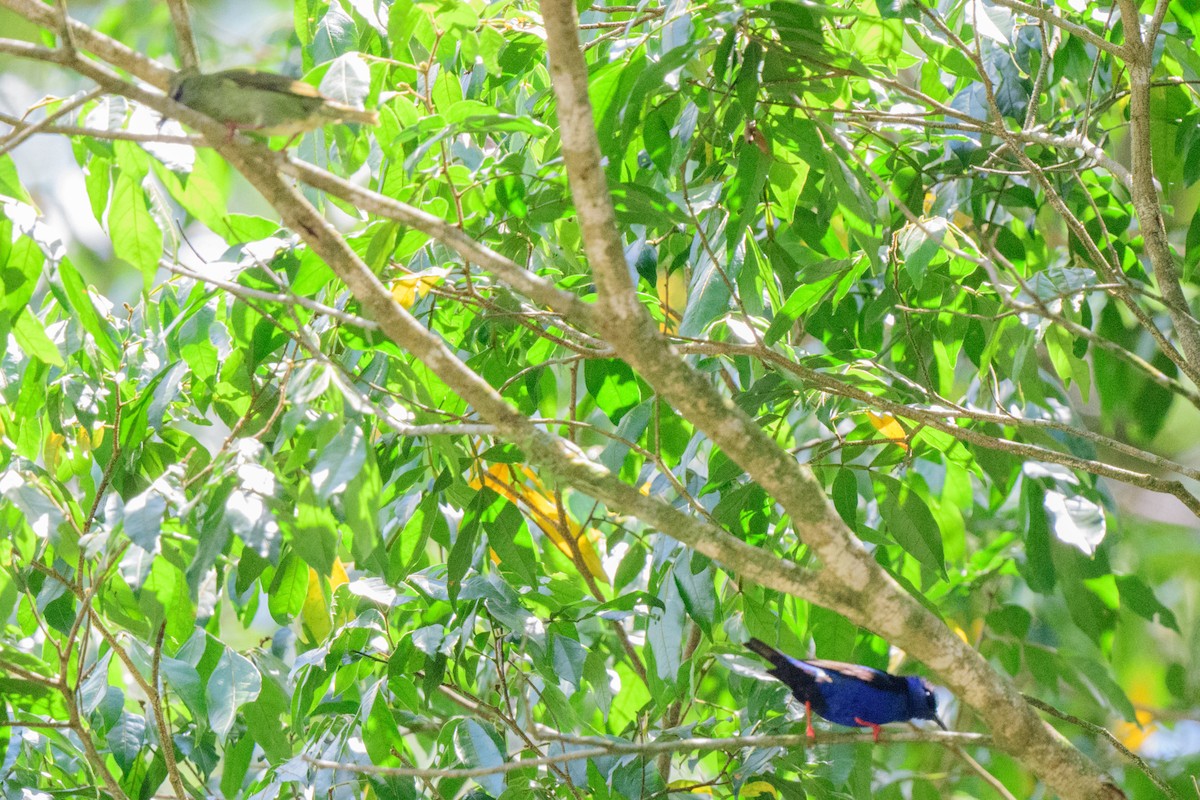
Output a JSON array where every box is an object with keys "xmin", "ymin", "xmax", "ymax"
[
  {"xmin": 854, "ymin": 718, "xmax": 882, "ymax": 743},
  {"xmin": 805, "ymin": 701, "xmax": 815, "ymax": 739}
]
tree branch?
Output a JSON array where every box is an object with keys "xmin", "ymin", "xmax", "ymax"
[
  {"xmin": 537, "ymin": 1, "xmax": 1126, "ymax": 798},
  {"xmin": 306, "ymin": 729, "xmax": 991, "ymax": 779},
  {"xmin": 989, "ymin": 0, "xmax": 1122, "ymax": 57},
  {"xmin": 1116, "ymin": 0, "xmax": 1200, "ymax": 376}
]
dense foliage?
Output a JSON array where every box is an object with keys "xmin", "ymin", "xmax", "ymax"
[{"xmin": 0, "ymin": 0, "xmax": 1198, "ymax": 798}]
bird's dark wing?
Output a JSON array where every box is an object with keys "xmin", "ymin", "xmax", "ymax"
[
  {"xmin": 215, "ymin": 69, "xmax": 323, "ymax": 98},
  {"xmin": 745, "ymin": 639, "xmax": 826, "ymax": 680},
  {"xmin": 804, "ymin": 659, "xmax": 910, "ymax": 692},
  {"xmin": 744, "ymin": 638, "xmax": 789, "ymax": 667}
]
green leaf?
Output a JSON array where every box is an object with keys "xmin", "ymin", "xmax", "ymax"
[
  {"xmin": 613, "ymin": 541, "xmax": 648, "ymax": 589},
  {"xmin": 243, "ymin": 691, "xmax": 292, "ymax": 762},
  {"xmin": 673, "ymin": 552, "xmax": 716, "ymax": 636},
  {"xmin": 1115, "ymin": 574, "xmax": 1179, "ymax": 632},
  {"xmin": 551, "ymin": 634, "xmax": 587, "ymax": 692},
  {"xmin": 139, "ymin": 558, "xmax": 195, "ymax": 644},
  {"xmin": 220, "ymin": 734, "xmax": 256, "ymax": 797},
  {"xmin": 736, "ymin": 41, "xmax": 763, "ymax": 113},
  {"xmin": 1045, "ymin": 325, "xmax": 1091, "ymax": 402},
  {"xmin": 107, "ymin": 713, "xmax": 146, "ymax": 773},
  {"xmin": 583, "ymin": 360, "xmax": 641, "ymax": 423},
  {"xmin": 346, "ymin": 448, "xmax": 382, "ymax": 566},
  {"xmin": 896, "ymin": 217, "xmax": 948, "ymax": 289},
  {"xmin": 831, "ymin": 467, "xmax": 859, "ymax": 527},
  {"xmin": 267, "ymin": 552, "xmax": 309, "ymax": 624},
  {"xmin": 879, "ymin": 477, "xmax": 946, "ymax": 579},
  {"xmin": 52, "ymin": 257, "xmax": 120, "ymax": 362},
  {"xmin": 109, "ymin": 172, "xmax": 161, "ymax": 286},
  {"xmin": 446, "ymin": 511, "xmax": 480, "ymax": 606},
  {"xmin": 321, "ymin": 52, "xmax": 371, "ymax": 107},
  {"xmin": 312, "ymin": 3, "xmax": 359, "ymax": 62},
  {"xmin": 122, "ymin": 487, "xmax": 166, "ymax": 552},
  {"xmin": 206, "ymin": 648, "xmax": 262, "ymax": 742},
  {"xmin": 646, "ymin": 569, "xmax": 685, "ymax": 682},
  {"xmin": 1069, "ymin": 655, "xmax": 1137, "ymax": 722},
  {"xmin": 312, "ymin": 423, "xmax": 367, "ymax": 500},
  {"xmin": 288, "ymin": 497, "xmax": 339, "ymax": 576},
  {"xmin": 2, "ymin": 231, "xmax": 43, "ymax": 318},
  {"xmin": 679, "ymin": 239, "xmax": 745, "ymax": 337},
  {"xmin": 454, "ymin": 720, "xmax": 505, "ymax": 796},
  {"xmin": 1020, "ymin": 481, "xmax": 1057, "ymax": 593},
  {"xmin": 159, "ymin": 657, "xmax": 206, "ymax": 719},
  {"xmin": 0, "ymin": 154, "xmax": 30, "ymax": 201},
  {"xmin": 10, "ymin": 309, "xmax": 63, "ymax": 366},
  {"xmin": 764, "ymin": 270, "xmax": 842, "ymax": 344},
  {"xmin": 769, "ymin": 156, "xmax": 809, "ymax": 223},
  {"xmin": 726, "ymin": 141, "xmax": 771, "ymax": 245}
]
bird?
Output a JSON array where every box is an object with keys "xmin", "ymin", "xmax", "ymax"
[
  {"xmin": 744, "ymin": 638, "xmax": 947, "ymax": 741},
  {"xmin": 167, "ymin": 68, "xmax": 379, "ymax": 143}
]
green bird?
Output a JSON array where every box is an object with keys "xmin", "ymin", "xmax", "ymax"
[{"xmin": 168, "ymin": 68, "xmax": 379, "ymax": 141}]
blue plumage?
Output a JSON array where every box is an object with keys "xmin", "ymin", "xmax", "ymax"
[{"xmin": 745, "ymin": 638, "xmax": 946, "ymax": 740}]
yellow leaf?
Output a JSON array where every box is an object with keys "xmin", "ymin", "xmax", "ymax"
[
  {"xmin": 656, "ymin": 268, "xmax": 686, "ymax": 334},
  {"xmin": 390, "ymin": 268, "xmax": 447, "ymax": 309},
  {"xmin": 1115, "ymin": 678, "xmax": 1158, "ymax": 752},
  {"xmin": 301, "ymin": 568, "xmax": 332, "ymax": 642},
  {"xmin": 741, "ymin": 781, "xmax": 779, "ymax": 798},
  {"xmin": 76, "ymin": 425, "xmax": 93, "ymax": 455},
  {"xmin": 44, "ymin": 431, "xmax": 64, "ymax": 473},
  {"xmin": 865, "ymin": 411, "xmax": 908, "ymax": 450},
  {"xmin": 831, "ymin": 214, "xmax": 850, "ymax": 252},
  {"xmin": 330, "ymin": 556, "xmax": 349, "ymax": 592},
  {"xmin": 470, "ymin": 461, "xmax": 608, "ymax": 583},
  {"xmin": 23, "ymin": 95, "xmax": 67, "ymax": 118},
  {"xmin": 950, "ymin": 618, "xmax": 984, "ymax": 646}
]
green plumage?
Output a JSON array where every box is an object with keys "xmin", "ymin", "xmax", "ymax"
[{"xmin": 168, "ymin": 68, "xmax": 379, "ymax": 139}]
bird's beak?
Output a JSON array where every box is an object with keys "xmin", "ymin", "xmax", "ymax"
[{"xmin": 933, "ymin": 715, "xmax": 948, "ymax": 731}]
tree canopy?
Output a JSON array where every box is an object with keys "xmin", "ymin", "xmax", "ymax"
[{"xmin": 0, "ymin": 0, "xmax": 1197, "ymax": 798}]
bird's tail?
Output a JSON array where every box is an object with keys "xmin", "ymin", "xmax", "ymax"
[
  {"xmin": 324, "ymin": 102, "xmax": 380, "ymax": 126},
  {"xmin": 745, "ymin": 637, "xmax": 788, "ymax": 667},
  {"xmin": 745, "ymin": 638, "xmax": 818, "ymax": 701}
]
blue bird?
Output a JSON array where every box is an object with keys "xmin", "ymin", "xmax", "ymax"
[{"xmin": 745, "ymin": 638, "xmax": 947, "ymax": 741}]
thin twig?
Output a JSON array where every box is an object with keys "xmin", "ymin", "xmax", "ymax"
[
  {"xmin": 307, "ymin": 729, "xmax": 990, "ymax": 779},
  {"xmin": 1023, "ymin": 695, "xmax": 1181, "ymax": 800}
]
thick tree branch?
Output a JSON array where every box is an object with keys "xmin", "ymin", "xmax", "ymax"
[
  {"xmin": 538, "ymin": 1, "xmax": 1126, "ymax": 798},
  {"xmin": 217, "ymin": 141, "xmax": 831, "ymax": 607},
  {"xmin": 989, "ymin": 0, "xmax": 1122, "ymax": 57},
  {"xmin": 1116, "ymin": 0, "xmax": 1200, "ymax": 376}
]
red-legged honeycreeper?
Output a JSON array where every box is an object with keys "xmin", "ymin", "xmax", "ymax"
[
  {"xmin": 167, "ymin": 68, "xmax": 379, "ymax": 140},
  {"xmin": 745, "ymin": 638, "xmax": 947, "ymax": 741}
]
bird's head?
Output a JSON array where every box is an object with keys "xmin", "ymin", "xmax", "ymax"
[
  {"xmin": 168, "ymin": 68, "xmax": 198, "ymax": 104},
  {"xmin": 906, "ymin": 676, "xmax": 948, "ymax": 730}
]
